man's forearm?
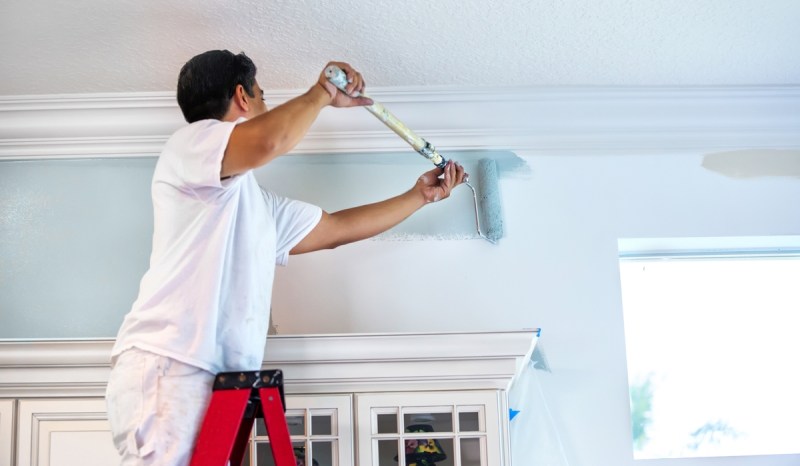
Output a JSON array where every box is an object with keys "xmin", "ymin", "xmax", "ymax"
[
  {"xmin": 291, "ymin": 188, "xmax": 428, "ymax": 254},
  {"xmin": 248, "ymin": 84, "xmax": 332, "ymax": 157},
  {"xmin": 330, "ymin": 189, "xmax": 428, "ymax": 243}
]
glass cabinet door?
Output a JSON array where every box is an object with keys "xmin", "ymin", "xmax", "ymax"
[
  {"xmin": 243, "ymin": 394, "xmax": 353, "ymax": 466},
  {"xmin": 356, "ymin": 391, "xmax": 503, "ymax": 466}
]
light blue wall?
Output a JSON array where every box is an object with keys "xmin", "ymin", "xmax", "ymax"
[
  {"xmin": 2, "ymin": 149, "xmax": 799, "ymax": 466},
  {"xmin": 0, "ymin": 158, "xmax": 154, "ymax": 338},
  {"xmin": 0, "ymin": 150, "xmax": 520, "ymax": 338}
]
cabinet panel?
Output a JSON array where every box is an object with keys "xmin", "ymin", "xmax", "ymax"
[
  {"xmin": 17, "ymin": 398, "xmax": 120, "ymax": 466},
  {"xmin": 356, "ymin": 391, "xmax": 504, "ymax": 466},
  {"xmin": 1, "ymin": 400, "xmax": 14, "ymax": 466},
  {"xmin": 246, "ymin": 394, "xmax": 353, "ymax": 466}
]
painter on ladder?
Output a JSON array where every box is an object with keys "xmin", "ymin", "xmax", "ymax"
[{"xmin": 105, "ymin": 50, "xmax": 467, "ymax": 466}]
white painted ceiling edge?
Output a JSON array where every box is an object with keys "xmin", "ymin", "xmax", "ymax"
[
  {"xmin": 1, "ymin": 0, "xmax": 799, "ymax": 96},
  {"xmin": 2, "ymin": 86, "xmax": 799, "ymax": 159}
]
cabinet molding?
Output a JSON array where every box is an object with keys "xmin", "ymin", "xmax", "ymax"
[{"xmin": 0, "ymin": 331, "xmax": 537, "ymax": 397}]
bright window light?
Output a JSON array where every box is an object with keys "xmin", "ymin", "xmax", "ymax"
[{"xmin": 618, "ymin": 238, "xmax": 800, "ymax": 459}]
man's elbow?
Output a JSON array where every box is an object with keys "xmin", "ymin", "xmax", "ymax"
[
  {"xmin": 289, "ymin": 213, "xmax": 350, "ymax": 255},
  {"xmin": 222, "ymin": 137, "xmax": 282, "ymax": 177},
  {"xmin": 289, "ymin": 237, "xmax": 343, "ymax": 255},
  {"xmin": 253, "ymin": 137, "xmax": 283, "ymax": 167}
]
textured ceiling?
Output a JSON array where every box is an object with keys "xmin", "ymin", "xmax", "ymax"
[{"xmin": 1, "ymin": 0, "xmax": 799, "ymax": 96}]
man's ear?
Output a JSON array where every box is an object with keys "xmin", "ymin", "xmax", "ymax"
[{"xmin": 232, "ymin": 84, "xmax": 249, "ymax": 112}]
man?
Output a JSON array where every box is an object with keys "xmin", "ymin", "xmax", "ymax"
[{"xmin": 105, "ymin": 50, "xmax": 466, "ymax": 466}]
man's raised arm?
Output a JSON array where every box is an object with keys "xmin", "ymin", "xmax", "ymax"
[
  {"xmin": 290, "ymin": 161, "xmax": 467, "ymax": 253},
  {"xmin": 221, "ymin": 62, "xmax": 373, "ymax": 178}
]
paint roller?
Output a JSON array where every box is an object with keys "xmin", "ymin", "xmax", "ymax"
[{"xmin": 325, "ymin": 65, "xmax": 503, "ymax": 243}]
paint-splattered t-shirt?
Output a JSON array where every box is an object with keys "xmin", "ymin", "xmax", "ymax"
[{"xmin": 111, "ymin": 118, "xmax": 321, "ymax": 373}]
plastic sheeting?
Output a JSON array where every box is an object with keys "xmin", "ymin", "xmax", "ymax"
[{"xmin": 508, "ymin": 336, "xmax": 570, "ymax": 466}]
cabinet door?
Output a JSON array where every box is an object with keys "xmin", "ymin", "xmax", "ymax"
[
  {"xmin": 356, "ymin": 390, "xmax": 507, "ymax": 466},
  {"xmin": 244, "ymin": 394, "xmax": 354, "ymax": 466},
  {"xmin": 16, "ymin": 398, "xmax": 121, "ymax": 466},
  {"xmin": 1, "ymin": 400, "xmax": 14, "ymax": 466},
  {"xmin": 356, "ymin": 391, "xmax": 504, "ymax": 466}
]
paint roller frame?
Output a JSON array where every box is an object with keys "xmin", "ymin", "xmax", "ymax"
[{"xmin": 325, "ymin": 65, "xmax": 503, "ymax": 243}]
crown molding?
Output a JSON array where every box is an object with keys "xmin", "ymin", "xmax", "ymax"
[
  {"xmin": 0, "ymin": 330, "xmax": 538, "ymax": 397},
  {"xmin": 1, "ymin": 86, "xmax": 798, "ymax": 160}
]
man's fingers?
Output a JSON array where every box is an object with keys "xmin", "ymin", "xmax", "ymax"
[
  {"xmin": 415, "ymin": 160, "xmax": 469, "ymax": 203},
  {"xmin": 455, "ymin": 162, "xmax": 467, "ymax": 184},
  {"xmin": 323, "ymin": 61, "xmax": 363, "ymax": 96},
  {"xmin": 358, "ymin": 96, "xmax": 374, "ymax": 106},
  {"xmin": 348, "ymin": 72, "xmax": 363, "ymax": 96},
  {"xmin": 341, "ymin": 67, "xmax": 361, "ymax": 96},
  {"xmin": 427, "ymin": 166, "xmax": 444, "ymax": 181},
  {"xmin": 447, "ymin": 160, "xmax": 464, "ymax": 188}
]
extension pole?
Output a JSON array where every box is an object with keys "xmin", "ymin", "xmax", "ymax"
[{"xmin": 324, "ymin": 65, "xmax": 499, "ymax": 244}]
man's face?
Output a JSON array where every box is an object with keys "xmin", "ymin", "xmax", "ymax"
[{"xmin": 246, "ymin": 82, "xmax": 267, "ymax": 118}]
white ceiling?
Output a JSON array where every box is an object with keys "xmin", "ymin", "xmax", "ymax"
[{"xmin": 1, "ymin": 0, "xmax": 799, "ymax": 96}]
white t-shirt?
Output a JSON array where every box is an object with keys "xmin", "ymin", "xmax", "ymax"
[{"xmin": 111, "ymin": 118, "xmax": 322, "ymax": 373}]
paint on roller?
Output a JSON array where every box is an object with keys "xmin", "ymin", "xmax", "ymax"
[
  {"xmin": 702, "ymin": 149, "xmax": 800, "ymax": 179},
  {"xmin": 476, "ymin": 158, "xmax": 503, "ymax": 242},
  {"xmin": 253, "ymin": 150, "xmax": 529, "ymax": 241}
]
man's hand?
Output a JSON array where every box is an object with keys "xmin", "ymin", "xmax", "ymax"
[
  {"xmin": 317, "ymin": 61, "xmax": 374, "ymax": 108},
  {"xmin": 414, "ymin": 160, "xmax": 468, "ymax": 204}
]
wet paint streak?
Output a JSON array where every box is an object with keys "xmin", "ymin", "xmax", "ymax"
[
  {"xmin": 256, "ymin": 150, "xmax": 530, "ymax": 241},
  {"xmin": 702, "ymin": 149, "xmax": 800, "ymax": 179}
]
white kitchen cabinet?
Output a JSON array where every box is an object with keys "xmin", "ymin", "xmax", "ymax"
[
  {"xmin": 1, "ymin": 399, "xmax": 14, "ymax": 466},
  {"xmin": 0, "ymin": 331, "xmax": 536, "ymax": 466},
  {"xmin": 244, "ymin": 389, "xmax": 506, "ymax": 466},
  {"xmin": 16, "ymin": 398, "xmax": 120, "ymax": 466}
]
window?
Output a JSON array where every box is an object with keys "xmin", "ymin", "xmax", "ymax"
[{"xmin": 618, "ymin": 237, "xmax": 800, "ymax": 459}]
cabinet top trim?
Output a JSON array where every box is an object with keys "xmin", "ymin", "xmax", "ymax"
[
  {"xmin": 0, "ymin": 331, "xmax": 539, "ymax": 395},
  {"xmin": 0, "ymin": 330, "xmax": 538, "ymax": 367}
]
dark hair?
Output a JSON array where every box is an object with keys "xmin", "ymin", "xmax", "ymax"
[{"xmin": 176, "ymin": 50, "xmax": 257, "ymax": 123}]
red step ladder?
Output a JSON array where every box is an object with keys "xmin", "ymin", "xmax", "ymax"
[{"xmin": 190, "ymin": 369, "xmax": 296, "ymax": 466}]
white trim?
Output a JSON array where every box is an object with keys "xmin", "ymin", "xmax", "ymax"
[
  {"xmin": 0, "ymin": 400, "xmax": 14, "ymax": 466},
  {"xmin": 618, "ymin": 235, "xmax": 800, "ymax": 258},
  {"xmin": 1, "ymin": 86, "xmax": 798, "ymax": 159},
  {"xmin": 0, "ymin": 330, "xmax": 537, "ymax": 397}
]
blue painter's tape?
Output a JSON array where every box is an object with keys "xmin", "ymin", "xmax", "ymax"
[{"xmin": 509, "ymin": 408, "xmax": 521, "ymax": 421}]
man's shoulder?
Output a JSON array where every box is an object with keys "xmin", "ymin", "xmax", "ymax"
[
  {"xmin": 170, "ymin": 118, "xmax": 226, "ymax": 140},
  {"xmin": 161, "ymin": 119, "xmax": 232, "ymax": 157}
]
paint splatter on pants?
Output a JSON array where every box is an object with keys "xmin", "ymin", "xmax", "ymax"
[{"xmin": 105, "ymin": 348, "xmax": 215, "ymax": 466}]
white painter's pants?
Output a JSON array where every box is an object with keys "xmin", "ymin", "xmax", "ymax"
[{"xmin": 106, "ymin": 348, "xmax": 215, "ymax": 466}]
